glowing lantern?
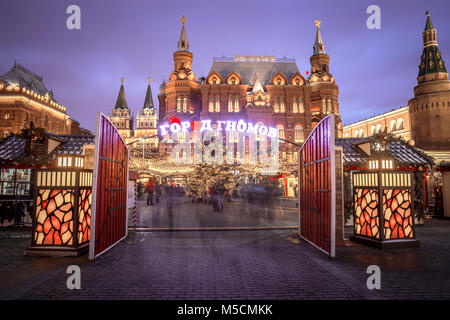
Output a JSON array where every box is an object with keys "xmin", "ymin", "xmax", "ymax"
[
  {"xmin": 26, "ymin": 168, "xmax": 93, "ymax": 256},
  {"xmin": 350, "ymin": 155, "xmax": 420, "ymax": 248}
]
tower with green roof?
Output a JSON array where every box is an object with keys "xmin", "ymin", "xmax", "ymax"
[
  {"xmin": 418, "ymin": 11, "xmax": 447, "ymax": 82},
  {"xmin": 409, "ymin": 11, "xmax": 450, "ymax": 151}
]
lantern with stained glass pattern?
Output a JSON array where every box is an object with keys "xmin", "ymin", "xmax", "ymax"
[
  {"xmin": 26, "ymin": 168, "xmax": 93, "ymax": 256},
  {"xmin": 350, "ymin": 155, "xmax": 419, "ymax": 248}
]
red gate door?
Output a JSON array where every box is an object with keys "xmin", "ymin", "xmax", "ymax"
[
  {"xmin": 89, "ymin": 113, "xmax": 129, "ymax": 260},
  {"xmin": 298, "ymin": 115, "xmax": 336, "ymax": 257}
]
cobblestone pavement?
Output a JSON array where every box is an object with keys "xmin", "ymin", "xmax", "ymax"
[
  {"xmin": 135, "ymin": 196, "xmax": 298, "ymax": 228},
  {"xmin": 1, "ymin": 218, "xmax": 450, "ymax": 300}
]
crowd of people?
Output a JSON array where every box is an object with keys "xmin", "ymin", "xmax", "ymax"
[{"xmin": 136, "ymin": 177, "xmax": 289, "ymax": 217}]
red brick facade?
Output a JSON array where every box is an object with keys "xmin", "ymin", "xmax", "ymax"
[{"xmin": 158, "ymin": 19, "xmax": 343, "ymax": 164}]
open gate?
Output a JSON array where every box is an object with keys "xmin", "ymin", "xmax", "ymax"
[
  {"xmin": 298, "ymin": 115, "xmax": 336, "ymax": 257},
  {"xmin": 89, "ymin": 113, "xmax": 129, "ymax": 260}
]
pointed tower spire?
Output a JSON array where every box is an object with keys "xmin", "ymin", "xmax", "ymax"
[
  {"xmin": 313, "ymin": 19, "xmax": 326, "ymax": 55},
  {"xmin": 252, "ymin": 72, "xmax": 265, "ymax": 93},
  {"xmin": 114, "ymin": 77, "xmax": 128, "ymax": 109},
  {"xmin": 424, "ymin": 11, "xmax": 434, "ymax": 31},
  {"xmin": 143, "ymin": 77, "xmax": 154, "ymax": 109},
  {"xmin": 418, "ymin": 11, "xmax": 447, "ymax": 81},
  {"xmin": 177, "ymin": 15, "xmax": 189, "ymax": 52}
]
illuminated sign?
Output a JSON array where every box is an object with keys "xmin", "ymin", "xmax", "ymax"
[{"xmin": 159, "ymin": 119, "xmax": 278, "ymax": 138}]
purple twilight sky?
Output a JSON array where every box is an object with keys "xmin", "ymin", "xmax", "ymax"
[{"xmin": 0, "ymin": 0, "xmax": 449, "ymax": 131}]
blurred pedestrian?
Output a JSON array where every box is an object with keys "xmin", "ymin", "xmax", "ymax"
[
  {"xmin": 147, "ymin": 179, "xmax": 155, "ymax": 206},
  {"xmin": 137, "ymin": 181, "xmax": 143, "ymax": 200},
  {"xmin": 217, "ymin": 182, "xmax": 226, "ymax": 212},
  {"xmin": 166, "ymin": 183, "xmax": 175, "ymax": 228},
  {"xmin": 155, "ymin": 182, "xmax": 161, "ymax": 204}
]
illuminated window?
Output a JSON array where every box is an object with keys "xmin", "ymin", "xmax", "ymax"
[
  {"xmin": 177, "ymin": 97, "xmax": 181, "ymax": 113},
  {"xmin": 177, "ymin": 131, "xmax": 186, "ymax": 142},
  {"xmin": 299, "ymin": 98, "xmax": 304, "ymax": 113},
  {"xmin": 376, "ymin": 123, "xmax": 383, "ymax": 133},
  {"xmin": 4, "ymin": 113, "xmax": 10, "ymax": 119},
  {"xmin": 209, "ymin": 96, "xmax": 214, "ymax": 112},
  {"xmin": 274, "ymin": 98, "xmax": 279, "ymax": 113},
  {"xmin": 234, "ymin": 97, "xmax": 239, "ymax": 112},
  {"xmin": 327, "ymin": 99, "xmax": 332, "ymax": 114},
  {"xmin": 228, "ymin": 96, "xmax": 233, "ymax": 112},
  {"xmin": 371, "ymin": 125, "xmax": 376, "ymax": 135},
  {"xmin": 295, "ymin": 125, "xmax": 304, "ymax": 143},
  {"xmin": 390, "ymin": 119, "xmax": 397, "ymax": 132},
  {"xmin": 359, "ymin": 129, "xmax": 364, "ymax": 137},
  {"xmin": 322, "ymin": 99, "xmax": 326, "ymax": 114},
  {"xmin": 215, "ymin": 96, "xmax": 220, "ymax": 112},
  {"xmin": 293, "ymin": 97, "xmax": 298, "ymax": 113},
  {"xmin": 397, "ymin": 118, "xmax": 404, "ymax": 130},
  {"xmin": 276, "ymin": 125, "xmax": 284, "ymax": 140},
  {"xmin": 182, "ymin": 97, "xmax": 187, "ymax": 113},
  {"xmin": 294, "ymin": 152, "xmax": 298, "ymax": 162},
  {"xmin": 280, "ymin": 98, "xmax": 285, "ymax": 113}
]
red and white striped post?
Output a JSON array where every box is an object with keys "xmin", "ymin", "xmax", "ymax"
[{"xmin": 133, "ymin": 181, "xmax": 137, "ymax": 226}]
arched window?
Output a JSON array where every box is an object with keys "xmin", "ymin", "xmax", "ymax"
[
  {"xmin": 397, "ymin": 118, "xmax": 404, "ymax": 130},
  {"xmin": 209, "ymin": 96, "xmax": 214, "ymax": 112},
  {"xmin": 276, "ymin": 125, "xmax": 284, "ymax": 140},
  {"xmin": 182, "ymin": 97, "xmax": 187, "ymax": 113},
  {"xmin": 322, "ymin": 99, "xmax": 326, "ymax": 114},
  {"xmin": 354, "ymin": 130, "xmax": 359, "ymax": 137},
  {"xmin": 228, "ymin": 96, "xmax": 233, "ymax": 112},
  {"xmin": 327, "ymin": 99, "xmax": 332, "ymax": 114},
  {"xmin": 177, "ymin": 97, "xmax": 181, "ymax": 113},
  {"xmin": 209, "ymin": 75, "xmax": 220, "ymax": 85},
  {"xmin": 295, "ymin": 125, "xmax": 304, "ymax": 143},
  {"xmin": 280, "ymin": 98, "xmax": 285, "ymax": 113},
  {"xmin": 376, "ymin": 123, "xmax": 382, "ymax": 133},
  {"xmin": 274, "ymin": 98, "xmax": 279, "ymax": 113},
  {"xmin": 292, "ymin": 97, "xmax": 298, "ymax": 113},
  {"xmin": 390, "ymin": 119, "xmax": 397, "ymax": 132},
  {"xmin": 299, "ymin": 98, "xmax": 304, "ymax": 113},
  {"xmin": 215, "ymin": 96, "xmax": 220, "ymax": 112},
  {"xmin": 234, "ymin": 96, "xmax": 239, "ymax": 112},
  {"xmin": 371, "ymin": 125, "xmax": 376, "ymax": 135},
  {"xmin": 359, "ymin": 128, "xmax": 364, "ymax": 137}
]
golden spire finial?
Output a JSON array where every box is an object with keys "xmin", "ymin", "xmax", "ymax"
[
  {"xmin": 120, "ymin": 77, "xmax": 124, "ymax": 84},
  {"xmin": 181, "ymin": 15, "xmax": 186, "ymax": 25},
  {"xmin": 314, "ymin": 19, "xmax": 321, "ymax": 29},
  {"xmin": 147, "ymin": 77, "xmax": 152, "ymax": 84}
]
